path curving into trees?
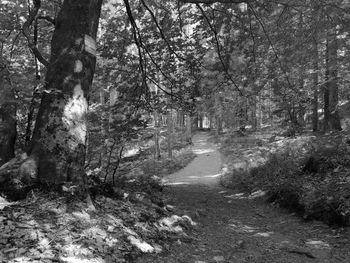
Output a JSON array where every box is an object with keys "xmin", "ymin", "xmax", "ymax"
[
  {"xmin": 138, "ymin": 132, "xmax": 350, "ymax": 263},
  {"xmin": 163, "ymin": 132, "xmax": 222, "ymax": 187}
]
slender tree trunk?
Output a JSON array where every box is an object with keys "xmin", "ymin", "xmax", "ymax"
[
  {"xmin": 167, "ymin": 110, "xmax": 173, "ymax": 159},
  {"xmin": 99, "ymin": 88, "xmax": 106, "ymax": 170},
  {"xmin": 193, "ymin": 113, "xmax": 198, "ymax": 131},
  {"xmin": 0, "ymin": 60, "xmax": 16, "ymax": 165},
  {"xmin": 185, "ymin": 114, "xmax": 192, "ymax": 144},
  {"xmin": 215, "ymin": 94, "xmax": 223, "ymax": 134},
  {"xmin": 312, "ymin": 5, "xmax": 319, "ymax": 132},
  {"xmin": 327, "ymin": 29, "xmax": 341, "ymax": 130},
  {"xmin": 198, "ymin": 112, "xmax": 203, "ymax": 129},
  {"xmin": 324, "ymin": 28, "xmax": 341, "ymax": 131},
  {"xmin": 25, "ymin": 86, "xmax": 40, "ymax": 147},
  {"xmin": 324, "ymin": 40, "xmax": 330, "ymax": 131},
  {"xmin": 177, "ymin": 109, "xmax": 184, "ymax": 128},
  {"xmin": 216, "ymin": 117, "xmax": 222, "ymax": 136},
  {"xmin": 250, "ymin": 96, "xmax": 257, "ymax": 130},
  {"xmin": 312, "ymin": 35, "xmax": 319, "ymax": 131},
  {"xmin": 154, "ymin": 111, "xmax": 161, "ymax": 160},
  {"xmin": 28, "ymin": 0, "xmax": 103, "ymax": 185}
]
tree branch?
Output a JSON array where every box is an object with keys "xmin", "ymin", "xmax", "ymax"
[
  {"xmin": 196, "ymin": 4, "xmax": 243, "ymax": 96},
  {"xmin": 140, "ymin": 0, "xmax": 187, "ymax": 62},
  {"xmin": 247, "ymin": 2, "xmax": 298, "ymax": 94},
  {"xmin": 22, "ymin": 0, "xmax": 49, "ymax": 68}
]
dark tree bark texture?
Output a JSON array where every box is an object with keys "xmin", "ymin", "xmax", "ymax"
[
  {"xmin": 312, "ymin": 36, "xmax": 319, "ymax": 132},
  {"xmin": 28, "ymin": 0, "xmax": 103, "ymax": 185},
  {"xmin": 0, "ymin": 61, "xmax": 16, "ymax": 165},
  {"xmin": 324, "ymin": 28, "xmax": 341, "ymax": 131}
]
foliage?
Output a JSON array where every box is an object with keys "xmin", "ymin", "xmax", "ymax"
[
  {"xmin": 221, "ymin": 131, "xmax": 350, "ymax": 226},
  {"xmin": 0, "ymin": 185, "xmax": 196, "ymax": 262}
]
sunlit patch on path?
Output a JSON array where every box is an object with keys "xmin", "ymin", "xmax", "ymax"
[
  {"xmin": 222, "ymin": 190, "xmax": 266, "ymax": 200},
  {"xmin": 163, "ymin": 132, "xmax": 222, "ymax": 186}
]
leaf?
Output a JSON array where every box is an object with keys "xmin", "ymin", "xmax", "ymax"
[{"xmin": 127, "ymin": 236, "xmax": 154, "ymax": 253}]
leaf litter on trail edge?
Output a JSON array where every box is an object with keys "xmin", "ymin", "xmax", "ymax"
[{"xmin": 0, "ymin": 189, "xmax": 198, "ymax": 262}]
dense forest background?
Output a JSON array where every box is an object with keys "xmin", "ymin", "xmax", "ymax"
[
  {"xmin": 1, "ymin": 0, "xmax": 349, "ymax": 187},
  {"xmin": 1, "ymin": 0, "xmax": 350, "ymax": 262}
]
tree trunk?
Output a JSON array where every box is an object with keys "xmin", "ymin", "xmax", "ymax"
[
  {"xmin": 167, "ymin": 110, "xmax": 173, "ymax": 159},
  {"xmin": 312, "ymin": 5, "xmax": 319, "ymax": 132},
  {"xmin": 250, "ymin": 96, "xmax": 257, "ymax": 130},
  {"xmin": 198, "ymin": 112, "xmax": 203, "ymax": 129},
  {"xmin": 185, "ymin": 114, "xmax": 192, "ymax": 144},
  {"xmin": 324, "ymin": 28, "xmax": 341, "ymax": 131},
  {"xmin": 312, "ymin": 37, "xmax": 319, "ymax": 131},
  {"xmin": 28, "ymin": 0, "xmax": 103, "ymax": 185},
  {"xmin": 0, "ymin": 61, "xmax": 16, "ymax": 165},
  {"xmin": 216, "ymin": 117, "xmax": 222, "ymax": 136},
  {"xmin": 154, "ymin": 111, "xmax": 161, "ymax": 160},
  {"xmin": 193, "ymin": 114, "xmax": 198, "ymax": 131}
]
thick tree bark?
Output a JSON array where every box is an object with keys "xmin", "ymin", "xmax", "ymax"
[
  {"xmin": 0, "ymin": 61, "xmax": 16, "ymax": 165},
  {"xmin": 28, "ymin": 0, "xmax": 103, "ymax": 185}
]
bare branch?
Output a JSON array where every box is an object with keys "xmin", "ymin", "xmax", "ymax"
[
  {"xmin": 123, "ymin": 0, "xmax": 183, "ymax": 101},
  {"xmin": 140, "ymin": 0, "xmax": 187, "ymax": 62},
  {"xmin": 196, "ymin": 4, "xmax": 243, "ymax": 96},
  {"xmin": 247, "ymin": 2, "xmax": 297, "ymax": 94},
  {"xmin": 22, "ymin": 0, "xmax": 49, "ymax": 68}
]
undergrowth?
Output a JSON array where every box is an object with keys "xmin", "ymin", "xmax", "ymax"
[{"xmin": 222, "ymin": 131, "xmax": 350, "ymax": 227}]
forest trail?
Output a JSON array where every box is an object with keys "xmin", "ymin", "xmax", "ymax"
[
  {"xmin": 163, "ymin": 132, "xmax": 222, "ymax": 187},
  {"xmin": 138, "ymin": 132, "xmax": 350, "ymax": 263}
]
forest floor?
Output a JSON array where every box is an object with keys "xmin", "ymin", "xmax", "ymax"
[{"xmin": 137, "ymin": 132, "xmax": 350, "ymax": 263}]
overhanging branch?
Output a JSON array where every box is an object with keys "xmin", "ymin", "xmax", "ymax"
[
  {"xmin": 196, "ymin": 4, "xmax": 243, "ymax": 96},
  {"xmin": 22, "ymin": 0, "xmax": 49, "ymax": 68}
]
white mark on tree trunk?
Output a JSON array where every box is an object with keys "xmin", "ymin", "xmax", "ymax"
[
  {"xmin": 74, "ymin": 60, "xmax": 83, "ymax": 73},
  {"xmin": 62, "ymin": 84, "xmax": 88, "ymax": 149}
]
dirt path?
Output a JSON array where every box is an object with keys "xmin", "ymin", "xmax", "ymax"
[{"xmin": 138, "ymin": 132, "xmax": 350, "ymax": 263}]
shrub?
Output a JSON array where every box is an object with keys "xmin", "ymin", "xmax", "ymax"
[{"xmin": 223, "ymin": 134, "xmax": 350, "ymax": 226}]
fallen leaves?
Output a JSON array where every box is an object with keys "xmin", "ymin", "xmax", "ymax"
[
  {"xmin": 127, "ymin": 236, "xmax": 155, "ymax": 253},
  {"xmin": 0, "ymin": 188, "xmax": 195, "ymax": 262}
]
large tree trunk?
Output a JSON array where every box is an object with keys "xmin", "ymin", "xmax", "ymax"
[
  {"xmin": 324, "ymin": 27, "xmax": 341, "ymax": 131},
  {"xmin": 28, "ymin": 0, "xmax": 103, "ymax": 185},
  {"xmin": 0, "ymin": 60, "xmax": 16, "ymax": 165}
]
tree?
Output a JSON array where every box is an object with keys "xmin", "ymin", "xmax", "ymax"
[
  {"xmin": 0, "ymin": 59, "xmax": 16, "ymax": 165},
  {"xmin": 27, "ymin": 0, "xmax": 103, "ymax": 187},
  {"xmin": 323, "ymin": 23, "xmax": 342, "ymax": 131}
]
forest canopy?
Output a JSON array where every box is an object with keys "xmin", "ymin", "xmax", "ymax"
[{"xmin": 0, "ymin": 0, "xmax": 349, "ymax": 189}]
